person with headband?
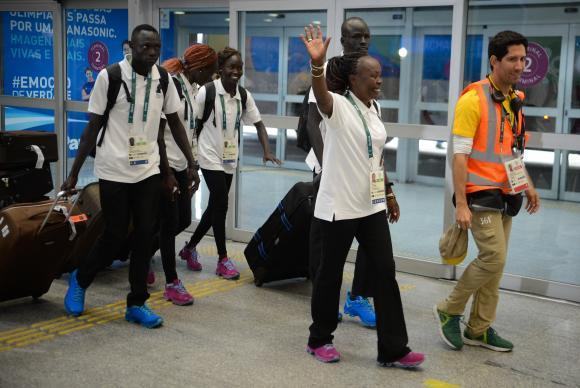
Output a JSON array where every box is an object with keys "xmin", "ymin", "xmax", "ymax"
[
  {"xmin": 179, "ymin": 47, "xmax": 281, "ymax": 280},
  {"xmin": 301, "ymin": 25, "xmax": 424, "ymax": 368},
  {"xmin": 139, "ymin": 44, "xmax": 218, "ymax": 305}
]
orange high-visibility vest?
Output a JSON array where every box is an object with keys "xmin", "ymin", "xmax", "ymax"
[{"xmin": 462, "ymin": 79, "xmax": 526, "ymax": 194}]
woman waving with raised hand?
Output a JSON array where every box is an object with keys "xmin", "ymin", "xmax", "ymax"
[{"xmin": 302, "ymin": 24, "xmax": 424, "ymax": 369}]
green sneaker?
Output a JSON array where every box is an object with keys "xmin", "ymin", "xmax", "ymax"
[
  {"xmin": 433, "ymin": 305, "xmax": 463, "ymax": 350},
  {"xmin": 463, "ymin": 327, "xmax": 513, "ymax": 352}
]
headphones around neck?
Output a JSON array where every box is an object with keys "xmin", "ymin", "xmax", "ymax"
[{"xmin": 487, "ymin": 75, "xmax": 523, "ymax": 114}]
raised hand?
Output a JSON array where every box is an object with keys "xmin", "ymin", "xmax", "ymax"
[{"xmin": 300, "ymin": 24, "xmax": 331, "ymax": 65}]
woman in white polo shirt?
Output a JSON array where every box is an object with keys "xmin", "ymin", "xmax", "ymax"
[
  {"xmin": 142, "ymin": 44, "xmax": 218, "ymax": 306},
  {"xmin": 179, "ymin": 47, "xmax": 281, "ymax": 280},
  {"xmin": 301, "ymin": 25, "xmax": 424, "ymax": 368}
]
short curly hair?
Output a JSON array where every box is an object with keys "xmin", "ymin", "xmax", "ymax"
[{"xmin": 217, "ymin": 47, "xmax": 242, "ymax": 71}]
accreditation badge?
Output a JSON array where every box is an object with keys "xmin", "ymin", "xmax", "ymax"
[
  {"xmin": 222, "ymin": 137, "xmax": 237, "ymax": 165},
  {"xmin": 369, "ymin": 170, "xmax": 386, "ymax": 205},
  {"xmin": 503, "ymin": 155, "xmax": 529, "ymax": 194},
  {"xmin": 128, "ymin": 132, "xmax": 150, "ymax": 166}
]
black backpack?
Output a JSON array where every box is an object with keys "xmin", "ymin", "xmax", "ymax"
[
  {"xmin": 296, "ymin": 90, "xmax": 312, "ymax": 153},
  {"xmin": 195, "ymin": 81, "xmax": 247, "ymax": 138},
  {"xmin": 91, "ymin": 63, "xmax": 169, "ymax": 156}
]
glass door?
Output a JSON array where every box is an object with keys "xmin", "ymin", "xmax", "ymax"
[
  {"xmin": 561, "ymin": 24, "xmax": 580, "ymax": 202},
  {"xmin": 482, "ymin": 25, "xmax": 569, "ymax": 200}
]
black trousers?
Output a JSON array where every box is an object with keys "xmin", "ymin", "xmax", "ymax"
[
  {"xmin": 187, "ymin": 168, "xmax": 233, "ymax": 256},
  {"xmin": 309, "ymin": 220, "xmax": 373, "ymax": 298},
  {"xmin": 77, "ymin": 174, "xmax": 160, "ymax": 307},
  {"xmin": 308, "ymin": 211, "xmax": 411, "ymax": 363},
  {"xmin": 309, "ymin": 172, "xmax": 372, "ymax": 297},
  {"xmin": 158, "ymin": 168, "xmax": 192, "ymax": 284}
]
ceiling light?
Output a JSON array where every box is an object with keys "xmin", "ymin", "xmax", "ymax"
[
  {"xmin": 543, "ymin": 115, "xmax": 549, "ymax": 120},
  {"xmin": 225, "ymin": 17, "xmax": 230, "ymax": 22},
  {"xmin": 264, "ymin": 18, "xmax": 272, "ymax": 22},
  {"xmin": 173, "ymin": 11, "xmax": 185, "ymax": 15},
  {"xmin": 268, "ymin": 13, "xmax": 279, "ymax": 17},
  {"xmin": 398, "ymin": 47, "xmax": 408, "ymax": 58},
  {"xmin": 312, "ymin": 20, "xmax": 321, "ymax": 25}
]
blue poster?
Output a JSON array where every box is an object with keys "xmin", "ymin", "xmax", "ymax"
[{"xmin": 2, "ymin": 9, "xmax": 128, "ymax": 157}]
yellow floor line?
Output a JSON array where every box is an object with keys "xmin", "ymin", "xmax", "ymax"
[
  {"xmin": 0, "ymin": 270, "xmax": 252, "ymax": 354},
  {"xmin": 423, "ymin": 379, "xmax": 460, "ymax": 388},
  {"xmin": 12, "ymin": 334, "xmax": 56, "ymax": 348},
  {"xmin": 0, "ymin": 244, "xmax": 417, "ymax": 354}
]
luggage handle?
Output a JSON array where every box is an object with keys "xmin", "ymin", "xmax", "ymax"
[{"xmin": 38, "ymin": 190, "xmax": 80, "ymax": 234}]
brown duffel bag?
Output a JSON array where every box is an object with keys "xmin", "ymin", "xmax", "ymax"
[{"xmin": 0, "ymin": 192, "xmax": 87, "ymax": 302}]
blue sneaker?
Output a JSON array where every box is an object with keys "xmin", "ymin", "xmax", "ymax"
[
  {"xmin": 125, "ymin": 304, "xmax": 163, "ymax": 328},
  {"xmin": 64, "ymin": 269, "xmax": 86, "ymax": 317},
  {"xmin": 343, "ymin": 291, "xmax": 376, "ymax": 328}
]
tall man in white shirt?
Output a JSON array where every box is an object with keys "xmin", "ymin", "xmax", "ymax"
[{"xmin": 62, "ymin": 24, "xmax": 199, "ymax": 328}]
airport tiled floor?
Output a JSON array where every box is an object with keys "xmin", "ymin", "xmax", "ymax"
[{"xmin": 1, "ymin": 236, "xmax": 579, "ymax": 388}]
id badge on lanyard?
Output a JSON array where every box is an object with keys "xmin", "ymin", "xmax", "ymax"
[
  {"xmin": 499, "ymin": 108, "xmax": 529, "ymax": 194},
  {"xmin": 128, "ymin": 133, "xmax": 150, "ymax": 166},
  {"xmin": 346, "ymin": 93, "xmax": 386, "ymax": 205},
  {"xmin": 503, "ymin": 152, "xmax": 529, "ymax": 194},
  {"xmin": 370, "ymin": 162, "xmax": 386, "ymax": 204},
  {"xmin": 220, "ymin": 94, "xmax": 241, "ymax": 165},
  {"xmin": 127, "ymin": 69, "xmax": 152, "ymax": 166}
]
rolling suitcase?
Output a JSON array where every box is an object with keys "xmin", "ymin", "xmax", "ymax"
[
  {"xmin": 244, "ymin": 181, "xmax": 314, "ymax": 286},
  {"xmin": 0, "ymin": 130, "xmax": 58, "ymax": 169},
  {"xmin": 62, "ymin": 182, "xmax": 103, "ymax": 273},
  {"xmin": 0, "ymin": 164, "xmax": 53, "ymax": 206},
  {"xmin": 0, "ymin": 192, "xmax": 85, "ymax": 302}
]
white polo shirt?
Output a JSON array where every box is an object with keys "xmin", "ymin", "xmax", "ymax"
[
  {"xmin": 164, "ymin": 74, "xmax": 199, "ymax": 172},
  {"xmin": 195, "ymin": 79, "xmax": 261, "ymax": 174},
  {"xmin": 315, "ymin": 92, "xmax": 387, "ymax": 221},
  {"xmin": 88, "ymin": 56, "xmax": 181, "ymax": 183}
]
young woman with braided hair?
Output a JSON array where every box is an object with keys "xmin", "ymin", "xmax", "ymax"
[
  {"xmin": 302, "ymin": 25, "xmax": 424, "ymax": 368},
  {"xmin": 147, "ymin": 44, "xmax": 218, "ymax": 305},
  {"xmin": 178, "ymin": 47, "xmax": 281, "ymax": 280}
]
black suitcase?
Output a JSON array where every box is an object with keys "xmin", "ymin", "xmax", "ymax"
[
  {"xmin": 244, "ymin": 181, "xmax": 314, "ymax": 286},
  {"xmin": 62, "ymin": 182, "xmax": 104, "ymax": 273},
  {"xmin": 0, "ymin": 164, "xmax": 53, "ymax": 205},
  {"xmin": 0, "ymin": 130, "xmax": 58, "ymax": 169}
]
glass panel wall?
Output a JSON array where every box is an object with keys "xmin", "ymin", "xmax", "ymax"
[
  {"xmin": 158, "ymin": 9, "xmax": 228, "ymax": 221},
  {"xmin": 236, "ymin": 10, "xmax": 326, "ymax": 230},
  {"xmin": 159, "ymin": 10, "xmax": 229, "ymax": 63}
]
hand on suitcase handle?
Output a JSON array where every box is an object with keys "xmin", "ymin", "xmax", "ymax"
[
  {"xmin": 61, "ymin": 174, "xmax": 78, "ymax": 196},
  {"xmin": 38, "ymin": 190, "xmax": 80, "ymax": 234}
]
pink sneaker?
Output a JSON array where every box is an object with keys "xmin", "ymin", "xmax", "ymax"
[
  {"xmin": 215, "ymin": 257, "xmax": 240, "ymax": 280},
  {"xmin": 380, "ymin": 351, "xmax": 425, "ymax": 368},
  {"xmin": 307, "ymin": 344, "xmax": 341, "ymax": 363},
  {"xmin": 147, "ymin": 269, "xmax": 155, "ymax": 285},
  {"xmin": 163, "ymin": 279, "xmax": 194, "ymax": 306},
  {"xmin": 179, "ymin": 245, "xmax": 202, "ymax": 271}
]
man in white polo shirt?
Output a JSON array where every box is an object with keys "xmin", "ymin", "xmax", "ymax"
[{"xmin": 62, "ymin": 24, "xmax": 199, "ymax": 329}]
